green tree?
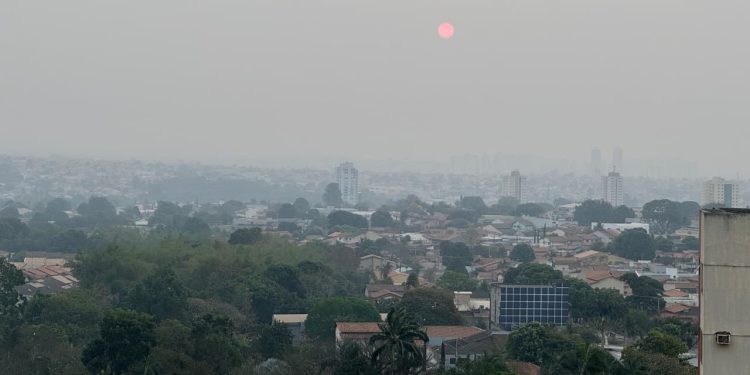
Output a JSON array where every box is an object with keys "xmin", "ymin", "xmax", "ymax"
[
  {"xmin": 81, "ymin": 309, "xmax": 157, "ymax": 375},
  {"xmin": 293, "ymin": 198, "xmax": 311, "ymax": 216},
  {"xmin": 190, "ymin": 314, "xmax": 243, "ymax": 373},
  {"xmin": 406, "ymin": 272, "xmax": 419, "ymax": 288},
  {"xmin": 642, "ymin": 199, "xmax": 685, "ymax": 234},
  {"xmin": 398, "ymin": 288, "xmax": 463, "ymax": 325},
  {"xmin": 257, "ymin": 322, "xmax": 293, "ymax": 360},
  {"xmin": 621, "ymin": 347, "xmax": 696, "ymax": 375},
  {"xmin": 76, "ymin": 196, "xmax": 123, "ymax": 226},
  {"xmin": 611, "ymin": 205, "xmax": 636, "ymax": 223},
  {"xmin": 491, "ymin": 197, "xmax": 519, "ymax": 215},
  {"xmin": 613, "ymin": 229, "xmax": 656, "ymax": 260},
  {"xmin": 228, "ymin": 227, "xmax": 263, "ymax": 245},
  {"xmin": 514, "ymin": 203, "xmax": 545, "ymax": 217},
  {"xmin": 181, "ymin": 217, "xmax": 210, "ymax": 234},
  {"xmin": 371, "ymin": 210, "xmax": 396, "ymax": 228},
  {"xmin": 440, "ymin": 241, "xmax": 473, "ymax": 274},
  {"xmin": 635, "ymin": 330, "xmax": 687, "ymax": 358},
  {"xmin": 510, "ymin": 243, "xmax": 535, "ymax": 263},
  {"xmin": 573, "ymin": 200, "xmax": 615, "ymax": 226},
  {"xmin": 503, "ymin": 263, "xmax": 562, "ymax": 285},
  {"xmin": 458, "ymin": 196, "xmax": 487, "ymax": 213},
  {"xmin": 437, "ymin": 271, "xmax": 477, "ymax": 292},
  {"xmin": 0, "ymin": 207, "xmax": 19, "ymax": 219},
  {"xmin": 128, "ymin": 268, "xmax": 188, "ymax": 321},
  {"xmin": 305, "ymin": 297, "xmax": 380, "ymax": 339},
  {"xmin": 0, "ymin": 217, "xmax": 29, "ymax": 240},
  {"xmin": 681, "ymin": 236, "xmax": 698, "ymax": 250},
  {"xmin": 369, "ymin": 307, "xmax": 429, "ymax": 375},
  {"xmin": 328, "ymin": 210, "xmax": 369, "ymax": 229},
  {"xmin": 335, "ymin": 342, "xmax": 376, "ymax": 375},
  {"xmin": 622, "ymin": 273, "xmax": 664, "ymax": 312},
  {"xmin": 0, "ymin": 256, "xmax": 25, "ymax": 316},
  {"xmin": 278, "ymin": 203, "xmax": 297, "ymax": 219},
  {"xmin": 323, "ymin": 183, "xmax": 343, "ymax": 207},
  {"xmin": 46, "ymin": 197, "xmax": 72, "ymax": 213},
  {"xmin": 445, "ymin": 355, "xmax": 512, "ymax": 375},
  {"xmin": 23, "ymin": 290, "xmax": 103, "ymax": 345},
  {"xmin": 52, "ymin": 229, "xmax": 88, "ymax": 252},
  {"xmin": 655, "ymin": 236, "xmax": 674, "ymax": 252}
]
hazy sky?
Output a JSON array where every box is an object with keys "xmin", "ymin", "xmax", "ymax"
[{"xmin": 1, "ymin": 0, "xmax": 749, "ymax": 175}]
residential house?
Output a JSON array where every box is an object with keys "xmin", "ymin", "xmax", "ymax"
[
  {"xmin": 273, "ymin": 314, "xmax": 308, "ymax": 343},
  {"xmin": 663, "ymin": 289, "xmax": 697, "ymax": 307},
  {"xmin": 661, "ymin": 303, "xmax": 698, "ymax": 322},
  {"xmin": 583, "ymin": 270, "xmax": 631, "ymax": 296},
  {"xmin": 441, "ymin": 330, "xmax": 507, "ymax": 368},
  {"xmin": 365, "ymin": 284, "xmax": 407, "ymax": 302},
  {"xmin": 335, "ymin": 322, "xmax": 483, "ymax": 347}
]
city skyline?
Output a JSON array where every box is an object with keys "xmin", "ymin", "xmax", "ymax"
[{"xmin": 3, "ymin": 1, "xmax": 750, "ymax": 177}]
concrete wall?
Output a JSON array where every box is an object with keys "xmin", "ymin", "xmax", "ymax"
[{"xmin": 700, "ymin": 209, "xmax": 750, "ymax": 374}]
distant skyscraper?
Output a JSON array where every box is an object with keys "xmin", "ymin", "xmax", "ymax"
[
  {"xmin": 590, "ymin": 148, "xmax": 603, "ymax": 176},
  {"xmin": 613, "ymin": 147, "xmax": 623, "ymax": 172},
  {"xmin": 336, "ymin": 162, "xmax": 359, "ymax": 206},
  {"xmin": 601, "ymin": 170, "xmax": 624, "ymax": 207},
  {"xmin": 702, "ymin": 177, "xmax": 740, "ymax": 208},
  {"xmin": 501, "ymin": 170, "xmax": 527, "ymax": 203}
]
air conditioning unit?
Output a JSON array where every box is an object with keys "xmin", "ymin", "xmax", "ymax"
[{"xmin": 715, "ymin": 331, "xmax": 731, "ymax": 345}]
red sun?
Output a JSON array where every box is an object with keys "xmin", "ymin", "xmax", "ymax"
[{"xmin": 438, "ymin": 22, "xmax": 454, "ymax": 39}]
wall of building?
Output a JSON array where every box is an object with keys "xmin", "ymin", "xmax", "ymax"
[{"xmin": 700, "ymin": 209, "xmax": 750, "ymax": 374}]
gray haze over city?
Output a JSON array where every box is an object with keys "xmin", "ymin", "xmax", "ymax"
[{"xmin": 2, "ymin": 0, "xmax": 749, "ymax": 177}]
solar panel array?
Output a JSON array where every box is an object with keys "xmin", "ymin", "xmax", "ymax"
[{"xmin": 495, "ymin": 285, "xmax": 569, "ymax": 331}]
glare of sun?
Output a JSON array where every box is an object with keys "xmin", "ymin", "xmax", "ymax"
[{"xmin": 438, "ymin": 22, "xmax": 454, "ymax": 39}]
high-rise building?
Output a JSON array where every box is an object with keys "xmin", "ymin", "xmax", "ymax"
[
  {"xmin": 601, "ymin": 170, "xmax": 624, "ymax": 207},
  {"xmin": 613, "ymin": 147, "xmax": 623, "ymax": 172},
  {"xmin": 700, "ymin": 208, "xmax": 750, "ymax": 373},
  {"xmin": 590, "ymin": 148, "xmax": 603, "ymax": 176},
  {"xmin": 500, "ymin": 170, "xmax": 527, "ymax": 203},
  {"xmin": 336, "ymin": 162, "xmax": 359, "ymax": 206},
  {"xmin": 491, "ymin": 284, "xmax": 569, "ymax": 331},
  {"xmin": 702, "ymin": 177, "xmax": 740, "ymax": 208}
]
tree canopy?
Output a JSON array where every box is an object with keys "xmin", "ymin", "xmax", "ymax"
[
  {"xmin": 398, "ymin": 288, "xmax": 463, "ymax": 325},
  {"xmin": 510, "ymin": 243, "xmax": 535, "ymax": 263},
  {"xmin": 305, "ymin": 297, "xmax": 380, "ymax": 339},
  {"xmin": 328, "ymin": 210, "xmax": 369, "ymax": 229},
  {"xmin": 613, "ymin": 229, "xmax": 656, "ymax": 260},
  {"xmin": 503, "ymin": 263, "xmax": 562, "ymax": 285},
  {"xmin": 323, "ymin": 183, "xmax": 343, "ymax": 207}
]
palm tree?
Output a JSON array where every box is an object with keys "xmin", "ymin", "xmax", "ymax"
[{"xmin": 369, "ymin": 307, "xmax": 429, "ymax": 375}]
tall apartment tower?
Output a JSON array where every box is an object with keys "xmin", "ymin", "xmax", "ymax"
[
  {"xmin": 590, "ymin": 148, "xmax": 603, "ymax": 176},
  {"xmin": 336, "ymin": 162, "xmax": 359, "ymax": 206},
  {"xmin": 702, "ymin": 177, "xmax": 740, "ymax": 208},
  {"xmin": 700, "ymin": 208, "xmax": 750, "ymax": 373},
  {"xmin": 501, "ymin": 170, "xmax": 527, "ymax": 203},
  {"xmin": 601, "ymin": 170, "xmax": 624, "ymax": 207},
  {"xmin": 612, "ymin": 147, "xmax": 623, "ymax": 172}
]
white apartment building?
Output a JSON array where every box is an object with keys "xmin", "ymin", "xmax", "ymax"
[
  {"xmin": 701, "ymin": 177, "xmax": 740, "ymax": 208},
  {"xmin": 700, "ymin": 208, "xmax": 750, "ymax": 373},
  {"xmin": 601, "ymin": 171, "xmax": 623, "ymax": 207},
  {"xmin": 500, "ymin": 170, "xmax": 527, "ymax": 203},
  {"xmin": 336, "ymin": 162, "xmax": 359, "ymax": 206}
]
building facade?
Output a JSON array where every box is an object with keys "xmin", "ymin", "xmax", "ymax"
[
  {"xmin": 700, "ymin": 208, "xmax": 750, "ymax": 373},
  {"xmin": 490, "ymin": 284, "xmax": 569, "ymax": 331},
  {"xmin": 336, "ymin": 162, "xmax": 359, "ymax": 206},
  {"xmin": 500, "ymin": 170, "xmax": 527, "ymax": 203},
  {"xmin": 701, "ymin": 177, "xmax": 740, "ymax": 208},
  {"xmin": 601, "ymin": 171, "xmax": 623, "ymax": 207}
]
